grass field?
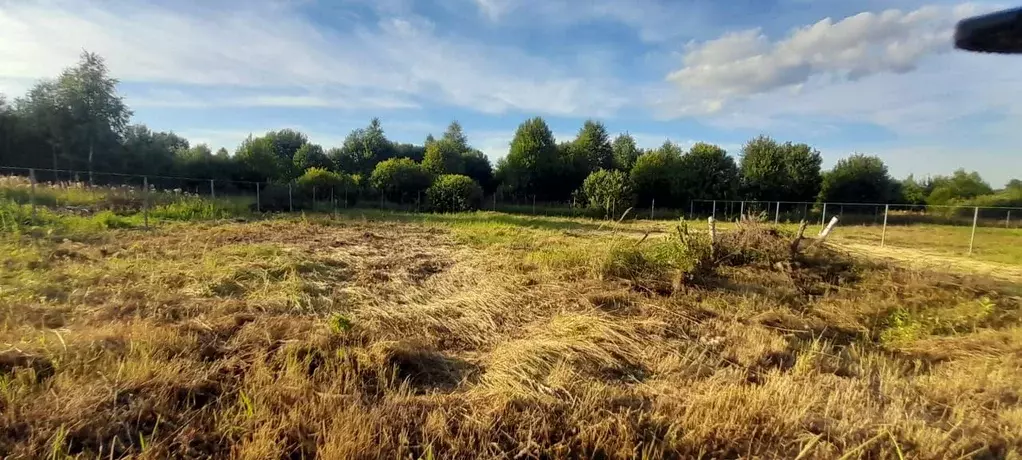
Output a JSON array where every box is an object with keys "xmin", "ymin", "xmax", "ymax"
[{"xmin": 1, "ymin": 198, "xmax": 1021, "ymax": 459}]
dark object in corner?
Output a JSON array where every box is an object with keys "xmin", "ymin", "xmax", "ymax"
[{"xmin": 955, "ymin": 7, "xmax": 1022, "ymax": 54}]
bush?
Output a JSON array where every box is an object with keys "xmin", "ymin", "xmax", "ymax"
[
  {"xmin": 370, "ymin": 158, "xmax": 432, "ymax": 203},
  {"xmin": 427, "ymin": 175, "xmax": 483, "ymax": 213},
  {"xmin": 581, "ymin": 169, "xmax": 633, "ymax": 217}
]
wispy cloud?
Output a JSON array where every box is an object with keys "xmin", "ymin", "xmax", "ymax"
[{"xmin": 0, "ymin": 0, "xmax": 626, "ymax": 115}]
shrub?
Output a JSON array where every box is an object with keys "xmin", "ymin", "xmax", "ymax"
[
  {"xmin": 581, "ymin": 169, "xmax": 633, "ymax": 217},
  {"xmin": 370, "ymin": 158, "xmax": 432, "ymax": 203},
  {"xmin": 427, "ymin": 175, "xmax": 483, "ymax": 213}
]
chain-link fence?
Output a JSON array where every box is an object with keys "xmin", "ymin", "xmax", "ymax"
[{"xmin": 688, "ymin": 199, "xmax": 1021, "ymax": 261}]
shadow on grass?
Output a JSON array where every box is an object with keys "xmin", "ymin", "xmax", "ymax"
[{"xmin": 326, "ymin": 208, "xmax": 615, "ymax": 232}]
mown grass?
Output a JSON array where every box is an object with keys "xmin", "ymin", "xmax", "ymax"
[{"xmin": 1, "ymin": 208, "xmax": 1020, "ymax": 459}]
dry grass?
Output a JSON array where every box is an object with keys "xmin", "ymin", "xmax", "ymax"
[{"xmin": 1, "ymin": 213, "xmax": 1021, "ymax": 459}]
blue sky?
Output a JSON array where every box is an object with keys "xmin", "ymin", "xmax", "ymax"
[{"xmin": 1, "ymin": 0, "xmax": 1020, "ymax": 186}]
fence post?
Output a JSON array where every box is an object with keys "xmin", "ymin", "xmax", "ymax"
[
  {"xmin": 775, "ymin": 201, "xmax": 780, "ymax": 224},
  {"xmin": 256, "ymin": 182, "xmax": 261, "ymax": 213},
  {"xmin": 29, "ymin": 168, "xmax": 37, "ymax": 220},
  {"xmin": 821, "ymin": 203, "xmax": 827, "ymax": 227},
  {"xmin": 880, "ymin": 204, "xmax": 889, "ymax": 247},
  {"xmin": 712, "ymin": 200, "xmax": 717, "ymax": 219},
  {"xmin": 739, "ymin": 201, "xmax": 745, "ymax": 221},
  {"xmin": 344, "ymin": 188, "xmax": 348, "ymax": 209},
  {"xmin": 493, "ymin": 194, "xmax": 496, "ymax": 211},
  {"xmin": 1007, "ymin": 210, "xmax": 1011, "ymax": 229},
  {"xmin": 651, "ymin": 198, "xmax": 655, "ymax": 220},
  {"xmin": 142, "ymin": 176, "xmax": 150, "ymax": 229},
  {"xmin": 533, "ymin": 195, "xmax": 536, "ymax": 214},
  {"xmin": 209, "ymin": 179, "xmax": 215, "ymax": 199},
  {"xmin": 288, "ymin": 183, "xmax": 293, "ymax": 212},
  {"xmin": 968, "ymin": 206, "xmax": 979, "ymax": 256}
]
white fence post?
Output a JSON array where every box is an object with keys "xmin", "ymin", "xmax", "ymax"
[
  {"xmin": 256, "ymin": 182, "xmax": 261, "ymax": 212},
  {"xmin": 712, "ymin": 200, "xmax": 717, "ymax": 219},
  {"xmin": 143, "ymin": 176, "xmax": 149, "ymax": 229},
  {"xmin": 774, "ymin": 201, "xmax": 780, "ymax": 224},
  {"xmin": 880, "ymin": 204, "xmax": 889, "ymax": 247},
  {"xmin": 1007, "ymin": 210, "xmax": 1011, "ymax": 229},
  {"xmin": 969, "ymin": 206, "xmax": 979, "ymax": 256},
  {"xmin": 29, "ymin": 168, "xmax": 37, "ymax": 220},
  {"xmin": 821, "ymin": 203, "xmax": 827, "ymax": 227},
  {"xmin": 739, "ymin": 201, "xmax": 745, "ymax": 220},
  {"xmin": 650, "ymin": 198, "xmax": 655, "ymax": 220},
  {"xmin": 209, "ymin": 179, "xmax": 215, "ymax": 199}
]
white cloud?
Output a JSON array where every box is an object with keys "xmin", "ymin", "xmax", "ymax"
[
  {"xmin": 0, "ymin": 0, "xmax": 625, "ymax": 115},
  {"xmin": 666, "ymin": 4, "xmax": 984, "ymax": 112}
]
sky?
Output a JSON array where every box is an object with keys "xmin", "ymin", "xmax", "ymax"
[{"xmin": 1, "ymin": 0, "xmax": 1020, "ymax": 186}]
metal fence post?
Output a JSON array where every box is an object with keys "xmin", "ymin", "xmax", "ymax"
[
  {"xmin": 143, "ymin": 176, "xmax": 150, "ymax": 229},
  {"xmin": 532, "ymin": 196, "xmax": 536, "ymax": 214},
  {"xmin": 739, "ymin": 201, "xmax": 745, "ymax": 221},
  {"xmin": 969, "ymin": 206, "xmax": 979, "ymax": 256},
  {"xmin": 689, "ymin": 201, "xmax": 694, "ymax": 220},
  {"xmin": 29, "ymin": 168, "xmax": 36, "ymax": 220},
  {"xmin": 289, "ymin": 183, "xmax": 293, "ymax": 212},
  {"xmin": 651, "ymin": 198, "xmax": 655, "ymax": 220},
  {"xmin": 1007, "ymin": 210, "xmax": 1011, "ymax": 229},
  {"xmin": 209, "ymin": 179, "xmax": 215, "ymax": 199},
  {"xmin": 712, "ymin": 200, "xmax": 717, "ymax": 219},
  {"xmin": 492, "ymin": 194, "xmax": 496, "ymax": 211},
  {"xmin": 775, "ymin": 201, "xmax": 780, "ymax": 224},
  {"xmin": 256, "ymin": 182, "xmax": 261, "ymax": 212},
  {"xmin": 821, "ymin": 203, "xmax": 827, "ymax": 227},
  {"xmin": 880, "ymin": 204, "xmax": 889, "ymax": 247}
]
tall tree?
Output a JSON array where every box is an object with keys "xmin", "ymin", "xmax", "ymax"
[
  {"xmin": 783, "ymin": 142, "xmax": 823, "ymax": 202},
  {"xmin": 422, "ymin": 139, "xmax": 464, "ymax": 175},
  {"xmin": 15, "ymin": 81, "xmax": 72, "ymax": 173},
  {"xmin": 57, "ymin": 51, "xmax": 131, "ymax": 181},
  {"xmin": 234, "ymin": 134, "xmax": 280, "ymax": 182},
  {"xmin": 441, "ymin": 121, "xmax": 469, "ymax": 153},
  {"xmin": 498, "ymin": 117, "xmax": 559, "ymax": 200},
  {"xmin": 630, "ymin": 141, "xmax": 683, "ymax": 206},
  {"xmin": 818, "ymin": 154, "xmax": 896, "ymax": 203},
  {"xmin": 572, "ymin": 120, "xmax": 613, "ymax": 173},
  {"xmin": 462, "ymin": 149, "xmax": 494, "ymax": 193},
  {"xmin": 119, "ymin": 124, "xmax": 189, "ymax": 175},
  {"xmin": 612, "ymin": 133, "xmax": 639, "ymax": 171},
  {"xmin": 293, "ymin": 143, "xmax": 331, "ymax": 172},
  {"xmin": 678, "ymin": 143, "xmax": 739, "ymax": 201}
]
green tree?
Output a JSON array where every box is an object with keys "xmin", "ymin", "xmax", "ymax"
[
  {"xmin": 499, "ymin": 116, "xmax": 559, "ymax": 199},
  {"xmin": 331, "ymin": 118, "xmax": 393, "ymax": 175},
  {"xmin": 370, "ymin": 157, "xmax": 432, "ymax": 202},
  {"xmin": 678, "ymin": 142, "xmax": 739, "ymax": 201},
  {"xmin": 899, "ymin": 175, "xmax": 927, "ymax": 205},
  {"xmin": 1007, "ymin": 179, "xmax": 1022, "ymax": 192},
  {"xmin": 462, "ymin": 149, "xmax": 494, "ymax": 193},
  {"xmin": 296, "ymin": 167, "xmax": 354, "ymax": 192},
  {"xmin": 293, "ymin": 143, "xmax": 331, "ymax": 172},
  {"xmin": 235, "ymin": 134, "xmax": 280, "ymax": 182},
  {"xmin": 422, "ymin": 138, "xmax": 465, "ymax": 175},
  {"xmin": 14, "ymin": 81, "xmax": 73, "ymax": 173},
  {"xmin": 441, "ymin": 121, "xmax": 469, "ymax": 153},
  {"xmin": 818, "ymin": 154, "xmax": 896, "ymax": 203},
  {"xmin": 739, "ymin": 136, "xmax": 821, "ymax": 201},
  {"xmin": 630, "ymin": 141, "xmax": 683, "ymax": 206},
  {"xmin": 119, "ymin": 124, "xmax": 188, "ymax": 175},
  {"xmin": 582, "ymin": 169, "xmax": 633, "ymax": 216},
  {"xmin": 392, "ymin": 143, "xmax": 426, "ymax": 163},
  {"xmin": 926, "ymin": 169, "xmax": 993, "ymax": 205},
  {"xmin": 57, "ymin": 51, "xmax": 131, "ymax": 180},
  {"xmin": 573, "ymin": 120, "xmax": 613, "ymax": 173},
  {"xmin": 783, "ymin": 142, "xmax": 823, "ymax": 202},
  {"xmin": 612, "ymin": 133, "xmax": 639, "ymax": 171},
  {"xmin": 427, "ymin": 174, "xmax": 483, "ymax": 212}
]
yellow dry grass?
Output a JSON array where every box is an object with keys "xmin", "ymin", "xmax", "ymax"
[{"xmin": 1, "ymin": 213, "xmax": 1020, "ymax": 459}]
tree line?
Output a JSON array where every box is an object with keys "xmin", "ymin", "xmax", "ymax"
[{"xmin": 1, "ymin": 52, "xmax": 1019, "ymax": 212}]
